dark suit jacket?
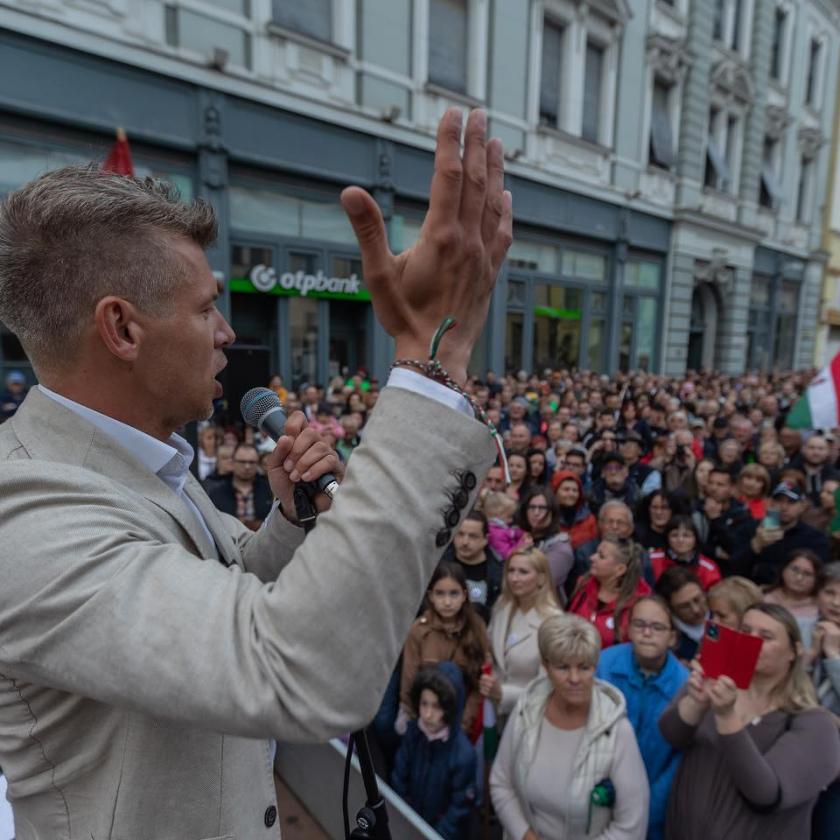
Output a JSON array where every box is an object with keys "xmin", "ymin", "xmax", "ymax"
[{"xmin": 207, "ymin": 474, "xmax": 274, "ymax": 523}]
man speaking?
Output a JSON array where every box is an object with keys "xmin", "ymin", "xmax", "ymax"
[{"xmin": 0, "ymin": 108, "xmax": 512, "ymax": 839}]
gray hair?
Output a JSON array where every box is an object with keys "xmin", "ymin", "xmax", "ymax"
[
  {"xmin": 538, "ymin": 612, "xmax": 601, "ymax": 667},
  {"xmin": 598, "ymin": 499, "xmax": 632, "ymax": 524},
  {"xmin": 0, "ymin": 165, "xmax": 216, "ymax": 371}
]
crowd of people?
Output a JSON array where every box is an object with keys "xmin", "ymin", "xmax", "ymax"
[
  {"xmin": 6, "ymin": 363, "xmax": 840, "ymax": 838},
  {"xmin": 179, "ymin": 365, "xmax": 840, "ymax": 839}
]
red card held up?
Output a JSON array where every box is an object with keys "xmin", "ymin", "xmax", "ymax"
[{"xmin": 698, "ymin": 621, "xmax": 763, "ymax": 689}]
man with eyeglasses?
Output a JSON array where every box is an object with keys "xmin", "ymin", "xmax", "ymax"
[
  {"xmin": 596, "ymin": 595, "xmax": 688, "ymax": 840},
  {"xmin": 207, "ymin": 442, "xmax": 273, "ymax": 530}
]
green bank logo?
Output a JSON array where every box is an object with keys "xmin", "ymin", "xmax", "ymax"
[{"xmin": 250, "ymin": 264, "xmax": 362, "ymax": 296}]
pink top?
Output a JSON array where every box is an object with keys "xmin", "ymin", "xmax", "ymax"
[{"xmin": 764, "ymin": 589, "xmax": 819, "ymax": 621}]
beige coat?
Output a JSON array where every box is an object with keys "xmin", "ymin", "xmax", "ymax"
[
  {"xmin": 488, "ymin": 602, "xmax": 561, "ymax": 717},
  {"xmin": 0, "ymin": 386, "xmax": 495, "ymax": 840}
]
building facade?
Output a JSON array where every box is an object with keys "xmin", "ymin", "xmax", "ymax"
[
  {"xmin": 818, "ymin": 43, "xmax": 840, "ymax": 365},
  {"xmin": 0, "ymin": 0, "xmax": 837, "ymax": 400}
]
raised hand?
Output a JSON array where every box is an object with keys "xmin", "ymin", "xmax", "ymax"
[{"xmin": 340, "ymin": 108, "xmax": 513, "ymax": 386}]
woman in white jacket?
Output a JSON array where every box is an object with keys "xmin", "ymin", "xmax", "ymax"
[
  {"xmin": 479, "ymin": 547, "xmax": 562, "ymax": 723},
  {"xmin": 490, "ymin": 613, "xmax": 649, "ymax": 840}
]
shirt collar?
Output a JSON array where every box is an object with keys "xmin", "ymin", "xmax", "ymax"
[{"xmin": 37, "ymin": 385, "xmax": 194, "ymax": 490}]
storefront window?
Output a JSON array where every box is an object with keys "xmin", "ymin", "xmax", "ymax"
[
  {"xmin": 624, "ymin": 260, "xmax": 660, "ymax": 290},
  {"xmin": 533, "ymin": 284, "xmax": 583, "ymax": 371},
  {"xmin": 289, "ymin": 296, "xmax": 319, "ymax": 387},
  {"xmin": 506, "ymin": 312, "xmax": 524, "ymax": 373},
  {"xmin": 230, "ymin": 186, "xmax": 356, "ymax": 244},
  {"xmin": 774, "ymin": 281, "xmax": 798, "ymax": 369},
  {"xmin": 748, "ymin": 275, "xmax": 772, "ymax": 369},
  {"xmin": 562, "ymin": 250, "xmax": 607, "ymax": 281},
  {"xmin": 329, "ymin": 256, "xmax": 368, "ymax": 378},
  {"xmin": 618, "ymin": 322, "xmax": 632, "ymax": 372},
  {"xmin": 636, "ymin": 298, "xmax": 657, "ymax": 371},
  {"xmin": 588, "ymin": 320, "xmax": 606, "ymax": 371},
  {"xmin": 390, "ymin": 215, "xmax": 423, "ymax": 252},
  {"xmin": 507, "ymin": 240, "xmax": 560, "ymax": 273}
]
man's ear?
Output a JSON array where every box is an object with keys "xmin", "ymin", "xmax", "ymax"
[{"xmin": 94, "ymin": 296, "xmax": 143, "ymax": 362}]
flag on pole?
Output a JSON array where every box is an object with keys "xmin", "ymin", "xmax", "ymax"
[
  {"xmin": 786, "ymin": 352, "xmax": 840, "ymax": 430},
  {"xmin": 103, "ymin": 127, "xmax": 134, "ymax": 176}
]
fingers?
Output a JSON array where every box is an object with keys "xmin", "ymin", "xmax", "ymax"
[
  {"xmin": 341, "ymin": 187, "xmax": 393, "ymax": 284},
  {"xmin": 481, "ymin": 138, "xmax": 505, "ymax": 246},
  {"xmin": 458, "ymin": 110, "xmax": 489, "ymax": 236},
  {"xmin": 425, "ymin": 108, "xmax": 464, "ymax": 232},
  {"xmin": 285, "ymin": 432, "xmax": 338, "ymax": 483},
  {"xmin": 489, "ymin": 190, "xmax": 514, "ymax": 275}
]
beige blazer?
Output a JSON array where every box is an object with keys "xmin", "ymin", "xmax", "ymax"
[
  {"xmin": 0, "ymin": 386, "xmax": 495, "ymax": 840},
  {"xmin": 488, "ymin": 602, "xmax": 561, "ymax": 717}
]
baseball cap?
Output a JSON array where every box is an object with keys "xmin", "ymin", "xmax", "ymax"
[
  {"xmin": 620, "ymin": 431, "xmax": 644, "ymax": 445},
  {"xmin": 602, "ymin": 452, "xmax": 627, "ymax": 468},
  {"xmin": 6, "ymin": 370, "xmax": 25, "ymax": 385},
  {"xmin": 771, "ymin": 481, "xmax": 804, "ymax": 501}
]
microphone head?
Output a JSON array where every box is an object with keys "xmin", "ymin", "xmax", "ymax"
[{"xmin": 241, "ymin": 387, "xmax": 282, "ymax": 428}]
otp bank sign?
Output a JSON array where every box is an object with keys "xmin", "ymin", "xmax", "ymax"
[{"xmin": 249, "ymin": 264, "xmax": 362, "ymax": 297}]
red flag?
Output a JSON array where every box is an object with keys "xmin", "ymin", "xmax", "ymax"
[{"xmin": 103, "ymin": 127, "xmax": 134, "ymax": 176}]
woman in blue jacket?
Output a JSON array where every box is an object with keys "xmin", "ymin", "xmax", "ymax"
[
  {"xmin": 391, "ymin": 662, "xmax": 477, "ymax": 839},
  {"xmin": 596, "ymin": 595, "xmax": 688, "ymax": 840}
]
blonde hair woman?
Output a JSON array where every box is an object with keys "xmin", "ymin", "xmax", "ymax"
[
  {"xmin": 490, "ymin": 613, "xmax": 649, "ymax": 839},
  {"xmin": 660, "ymin": 603, "xmax": 840, "ymax": 839},
  {"xmin": 479, "ymin": 548, "xmax": 561, "ymax": 720}
]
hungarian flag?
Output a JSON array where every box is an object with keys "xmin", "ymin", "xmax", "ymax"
[
  {"xmin": 103, "ymin": 127, "xmax": 134, "ymax": 176},
  {"xmin": 787, "ymin": 353, "xmax": 840, "ymax": 430}
]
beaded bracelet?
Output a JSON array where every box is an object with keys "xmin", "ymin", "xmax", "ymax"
[{"xmin": 390, "ymin": 317, "xmax": 511, "ymax": 483}]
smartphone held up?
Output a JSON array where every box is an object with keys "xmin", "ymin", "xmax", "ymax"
[{"xmin": 698, "ymin": 621, "xmax": 763, "ymax": 689}]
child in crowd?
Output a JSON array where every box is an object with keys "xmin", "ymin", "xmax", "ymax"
[
  {"xmin": 649, "ymin": 515, "xmax": 721, "ymax": 590},
  {"xmin": 707, "ymin": 576, "xmax": 763, "ymax": 629},
  {"xmin": 391, "ymin": 664, "xmax": 477, "ymax": 840},
  {"xmin": 596, "ymin": 595, "xmax": 689, "ymax": 840},
  {"xmin": 398, "ymin": 562, "xmax": 490, "ymax": 736},
  {"xmin": 483, "ymin": 492, "xmax": 523, "ymax": 560},
  {"xmin": 764, "ymin": 549, "xmax": 822, "ymax": 646}
]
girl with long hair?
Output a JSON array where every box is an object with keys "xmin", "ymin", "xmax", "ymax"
[
  {"xmin": 568, "ymin": 536, "xmax": 652, "ymax": 648},
  {"xmin": 514, "ymin": 485, "xmax": 575, "ymax": 599},
  {"xmin": 661, "ymin": 603, "xmax": 840, "ymax": 840},
  {"xmin": 764, "ymin": 549, "xmax": 822, "ymax": 644},
  {"xmin": 398, "ymin": 562, "xmax": 490, "ymax": 735},
  {"xmin": 505, "ymin": 452, "xmax": 531, "ymax": 502},
  {"xmin": 479, "ymin": 547, "xmax": 561, "ymax": 721},
  {"xmin": 634, "ymin": 489, "xmax": 674, "ymax": 553}
]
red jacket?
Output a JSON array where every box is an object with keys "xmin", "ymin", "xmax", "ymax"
[
  {"xmin": 649, "ymin": 549, "xmax": 722, "ymax": 590},
  {"xmin": 568, "ymin": 575, "xmax": 651, "ymax": 648},
  {"xmin": 551, "ymin": 470, "xmax": 599, "ymax": 549}
]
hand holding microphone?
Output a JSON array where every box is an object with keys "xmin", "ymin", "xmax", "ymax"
[{"xmin": 241, "ymin": 388, "xmax": 343, "ymax": 522}]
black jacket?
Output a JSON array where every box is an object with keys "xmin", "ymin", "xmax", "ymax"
[
  {"xmin": 588, "ymin": 478, "xmax": 641, "ymax": 516},
  {"xmin": 206, "ymin": 474, "xmax": 275, "ymax": 524},
  {"xmin": 691, "ymin": 499, "xmax": 757, "ymax": 576},
  {"xmin": 734, "ymin": 520, "xmax": 831, "ymax": 585}
]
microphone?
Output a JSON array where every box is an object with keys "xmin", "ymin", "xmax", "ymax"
[{"xmin": 240, "ymin": 387, "xmax": 340, "ymax": 500}]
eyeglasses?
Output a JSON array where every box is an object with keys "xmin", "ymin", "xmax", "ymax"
[
  {"xmin": 630, "ymin": 618, "xmax": 670, "ymax": 634},
  {"xmin": 527, "ymin": 504, "xmax": 550, "ymax": 512},
  {"xmin": 787, "ymin": 566, "xmax": 815, "ymax": 578},
  {"xmin": 234, "ymin": 460, "xmax": 259, "ymax": 466}
]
